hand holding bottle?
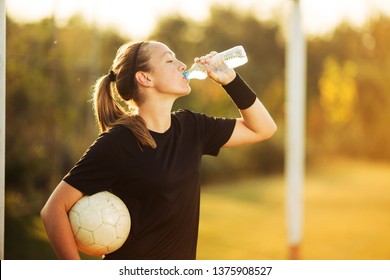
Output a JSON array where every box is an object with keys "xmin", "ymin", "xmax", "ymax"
[
  {"xmin": 194, "ymin": 51, "xmax": 236, "ymax": 85},
  {"xmin": 184, "ymin": 45, "xmax": 248, "ymax": 84}
]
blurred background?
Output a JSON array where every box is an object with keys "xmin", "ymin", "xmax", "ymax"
[{"xmin": 4, "ymin": 0, "xmax": 390, "ymax": 259}]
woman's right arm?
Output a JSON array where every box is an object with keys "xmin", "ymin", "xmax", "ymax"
[{"xmin": 40, "ymin": 180, "xmax": 84, "ymax": 259}]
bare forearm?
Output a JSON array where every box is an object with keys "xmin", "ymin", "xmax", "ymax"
[
  {"xmin": 41, "ymin": 181, "xmax": 83, "ymax": 259},
  {"xmin": 41, "ymin": 205, "xmax": 81, "ymax": 259},
  {"xmin": 239, "ymin": 98, "xmax": 277, "ymax": 140}
]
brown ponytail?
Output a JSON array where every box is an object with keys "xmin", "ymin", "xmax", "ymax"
[{"xmin": 92, "ymin": 41, "xmax": 157, "ymax": 149}]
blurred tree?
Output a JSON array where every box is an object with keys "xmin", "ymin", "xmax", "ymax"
[
  {"xmin": 6, "ymin": 5, "xmax": 390, "ymax": 260},
  {"xmin": 6, "ymin": 7, "xmax": 390, "ymax": 211},
  {"xmin": 306, "ymin": 14, "xmax": 390, "ymax": 159},
  {"xmin": 6, "ymin": 15, "xmax": 126, "ymax": 213},
  {"xmin": 319, "ymin": 56, "xmax": 357, "ymax": 125}
]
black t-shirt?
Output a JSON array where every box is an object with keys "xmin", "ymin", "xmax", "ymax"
[{"xmin": 63, "ymin": 109, "xmax": 236, "ymax": 259}]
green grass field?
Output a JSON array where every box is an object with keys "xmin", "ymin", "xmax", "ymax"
[
  {"xmin": 5, "ymin": 158, "xmax": 390, "ymax": 259},
  {"xmin": 197, "ymin": 158, "xmax": 390, "ymax": 260}
]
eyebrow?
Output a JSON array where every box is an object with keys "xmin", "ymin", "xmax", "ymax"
[{"xmin": 163, "ymin": 51, "xmax": 175, "ymax": 58}]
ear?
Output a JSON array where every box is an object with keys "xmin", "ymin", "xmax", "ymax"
[{"xmin": 134, "ymin": 71, "xmax": 153, "ymax": 87}]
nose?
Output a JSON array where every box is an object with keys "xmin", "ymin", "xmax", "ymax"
[{"xmin": 179, "ymin": 60, "xmax": 187, "ymax": 72}]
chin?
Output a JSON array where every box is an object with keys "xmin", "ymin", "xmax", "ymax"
[{"xmin": 181, "ymin": 85, "xmax": 191, "ymax": 96}]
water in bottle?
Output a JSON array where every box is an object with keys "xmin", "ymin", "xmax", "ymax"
[{"xmin": 184, "ymin": 45, "xmax": 248, "ymax": 80}]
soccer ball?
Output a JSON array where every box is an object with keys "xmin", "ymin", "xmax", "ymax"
[{"xmin": 68, "ymin": 191, "xmax": 131, "ymax": 256}]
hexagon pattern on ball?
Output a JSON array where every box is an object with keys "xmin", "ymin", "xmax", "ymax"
[{"xmin": 68, "ymin": 191, "xmax": 131, "ymax": 256}]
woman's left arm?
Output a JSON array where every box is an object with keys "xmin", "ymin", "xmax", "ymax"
[
  {"xmin": 197, "ymin": 51, "xmax": 277, "ymax": 147},
  {"xmin": 224, "ymin": 98, "xmax": 277, "ymax": 147}
]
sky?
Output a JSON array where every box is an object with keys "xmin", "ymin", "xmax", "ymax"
[{"xmin": 5, "ymin": 0, "xmax": 390, "ymax": 39}]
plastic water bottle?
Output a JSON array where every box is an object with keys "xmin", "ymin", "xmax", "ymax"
[{"xmin": 184, "ymin": 45, "xmax": 248, "ymax": 80}]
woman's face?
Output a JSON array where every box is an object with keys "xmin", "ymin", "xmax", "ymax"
[{"xmin": 145, "ymin": 42, "xmax": 191, "ymax": 96}]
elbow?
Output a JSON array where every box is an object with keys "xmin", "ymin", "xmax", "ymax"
[
  {"xmin": 40, "ymin": 202, "xmax": 52, "ymax": 226},
  {"xmin": 40, "ymin": 205, "xmax": 48, "ymax": 224},
  {"xmin": 258, "ymin": 122, "xmax": 277, "ymax": 142},
  {"xmin": 269, "ymin": 122, "xmax": 278, "ymax": 138}
]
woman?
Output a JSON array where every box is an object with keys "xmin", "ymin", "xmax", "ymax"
[{"xmin": 41, "ymin": 41, "xmax": 277, "ymax": 260}]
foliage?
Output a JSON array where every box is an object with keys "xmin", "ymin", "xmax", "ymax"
[
  {"xmin": 307, "ymin": 15, "xmax": 390, "ymax": 157},
  {"xmin": 5, "ymin": 7, "xmax": 390, "ymax": 217},
  {"xmin": 319, "ymin": 56, "xmax": 358, "ymax": 125},
  {"xmin": 6, "ymin": 15, "xmax": 125, "ymax": 197}
]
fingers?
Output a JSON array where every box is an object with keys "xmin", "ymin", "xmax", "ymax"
[{"xmin": 194, "ymin": 51, "xmax": 217, "ymax": 65}]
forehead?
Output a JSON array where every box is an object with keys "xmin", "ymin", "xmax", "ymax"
[{"xmin": 147, "ymin": 42, "xmax": 174, "ymax": 58}]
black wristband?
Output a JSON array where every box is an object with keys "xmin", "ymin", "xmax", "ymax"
[{"xmin": 222, "ymin": 73, "xmax": 257, "ymax": 110}]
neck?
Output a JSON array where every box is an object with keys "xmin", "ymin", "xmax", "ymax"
[{"xmin": 138, "ymin": 99, "xmax": 174, "ymax": 133}]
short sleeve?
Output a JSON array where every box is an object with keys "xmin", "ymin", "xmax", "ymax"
[
  {"xmin": 180, "ymin": 110, "xmax": 236, "ymax": 156},
  {"xmin": 63, "ymin": 128, "xmax": 124, "ymax": 195}
]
